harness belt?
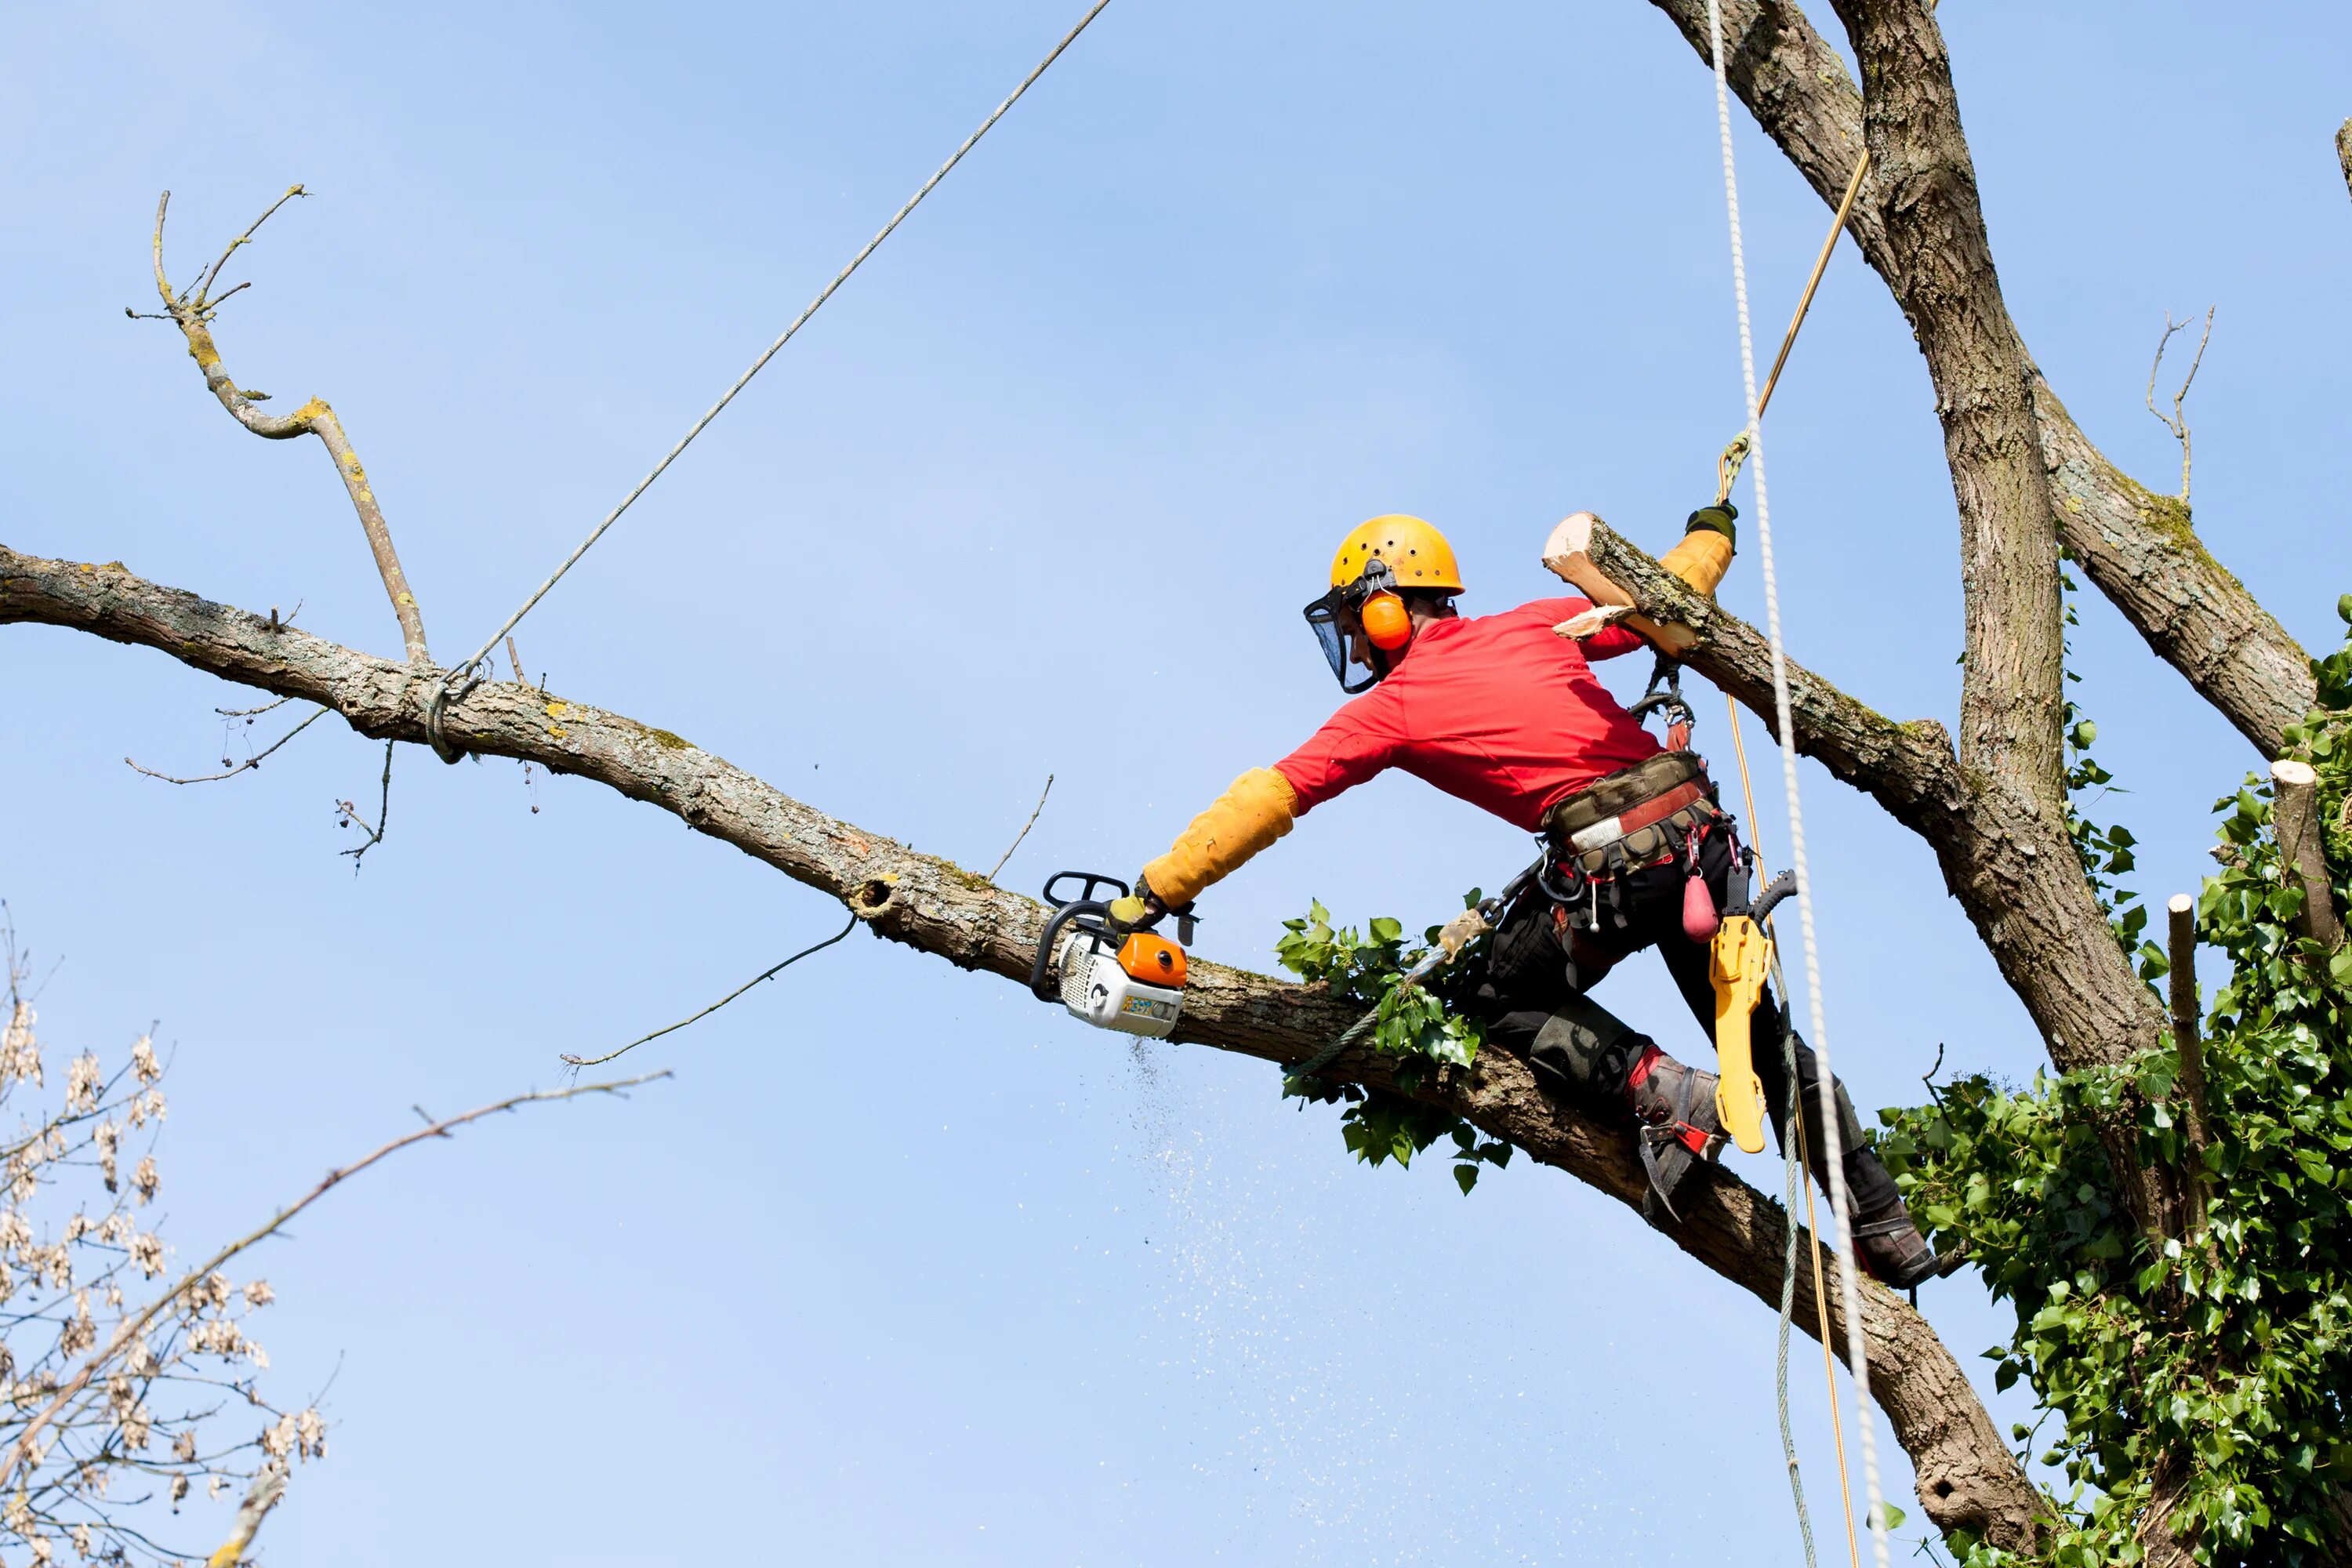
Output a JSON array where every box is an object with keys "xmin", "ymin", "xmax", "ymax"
[{"xmin": 1541, "ymin": 753, "xmax": 1722, "ymax": 879}]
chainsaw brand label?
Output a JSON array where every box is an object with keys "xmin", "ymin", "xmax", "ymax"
[{"xmin": 1121, "ymin": 996, "xmax": 1176, "ymax": 1020}]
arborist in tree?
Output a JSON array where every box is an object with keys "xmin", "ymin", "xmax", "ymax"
[{"xmin": 1120, "ymin": 512, "xmax": 1960, "ymax": 1288}]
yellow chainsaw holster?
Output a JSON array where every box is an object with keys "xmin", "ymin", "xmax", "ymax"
[{"xmin": 1707, "ymin": 913, "xmax": 1773, "ymax": 1154}]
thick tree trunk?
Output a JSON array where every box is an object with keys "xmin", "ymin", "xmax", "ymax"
[{"xmin": 0, "ymin": 543, "xmax": 2047, "ymax": 1551}]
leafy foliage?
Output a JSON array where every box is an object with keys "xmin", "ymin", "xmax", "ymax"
[
  {"xmin": 1274, "ymin": 897, "xmax": 1512, "ymax": 1192},
  {"xmin": 1880, "ymin": 597, "xmax": 2352, "ymax": 1566}
]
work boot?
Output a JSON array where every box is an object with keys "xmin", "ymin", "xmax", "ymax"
[
  {"xmin": 1626, "ymin": 1045, "xmax": 1726, "ymax": 1227},
  {"xmin": 1851, "ymin": 1194, "xmax": 1969, "ymax": 1291}
]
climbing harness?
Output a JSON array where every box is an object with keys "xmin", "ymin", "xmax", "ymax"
[
  {"xmin": 1704, "ymin": 0, "xmax": 1892, "ymax": 1552},
  {"xmin": 419, "ymin": 0, "xmax": 1117, "ymax": 758}
]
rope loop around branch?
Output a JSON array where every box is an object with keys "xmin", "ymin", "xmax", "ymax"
[{"xmin": 421, "ymin": 676, "xmax": 466, "ymax": 765}]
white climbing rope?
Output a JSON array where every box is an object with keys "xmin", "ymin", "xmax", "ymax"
[{"xmin": 1702, "ymin": 5, "xmax": 1894, "ymax": 1565}]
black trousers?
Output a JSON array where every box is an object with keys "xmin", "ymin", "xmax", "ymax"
[{"xmin": 1460, "ymin": 821, "xmax": 1899, "ymax": 1216}]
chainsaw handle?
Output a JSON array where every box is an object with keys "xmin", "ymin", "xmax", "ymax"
[
  {"xmin": 1031, "ymin": 898, "xmax": 1109, "ymax": 1002},
  {"xmin": 1042, "ymin": 870, "xmax": 1129, "ymax": 909}
]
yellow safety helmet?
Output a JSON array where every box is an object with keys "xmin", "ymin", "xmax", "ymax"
[
  {"xmin": 1304, "ymin": 515, "xmax": 1464, "ymax": 692},
  {"xmin": 1327, "ymin": 514, "xmax": 1464, "ymax": 593}
]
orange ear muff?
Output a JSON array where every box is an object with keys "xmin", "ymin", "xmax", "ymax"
[{"xmin": 1360, "ymin": 590, "xmax": 1412, "ymax": 650}]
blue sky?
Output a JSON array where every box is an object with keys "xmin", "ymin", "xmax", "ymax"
[{"xmin": 5, "ymin": 2, "xmax": 2348, "ymax": 1563}]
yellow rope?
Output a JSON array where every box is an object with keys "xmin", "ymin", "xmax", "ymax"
[
  {"xmin": 1717, "ymin": 151, "xmax": 1871, "ymax": 504},
  {"xmin": 1727, "ymin": 694, "xmax": 1864, "ymax": 1568}
]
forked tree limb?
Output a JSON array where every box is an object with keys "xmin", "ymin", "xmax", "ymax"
[
  {"xmin": 147, "ymin": 190, "xmax": 431, "ymax": 666},
  {"xmin": 0, "ymin": 543, "xmax": 2043, "ymax": 1550},
  {"xmin": 1643, "ymin": 0, "xmax": 2315, "ymax": 758}
]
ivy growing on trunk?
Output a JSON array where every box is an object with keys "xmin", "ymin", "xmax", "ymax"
[{"xmin": 1879, "ymin": 597, "xmax": 2352, "ymax": 1566}]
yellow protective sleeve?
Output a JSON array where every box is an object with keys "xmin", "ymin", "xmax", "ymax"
[
  {"xmin": 1658, "ymin": 528, "xmax": 1734, "ymax": 597},
  {"xmin": 1142, "ymin": 768, "xmax": 1298, "ymax": 906}
]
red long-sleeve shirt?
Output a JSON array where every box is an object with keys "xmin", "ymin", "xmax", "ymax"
[{"xmin": 1272, "ymin": 597, "xmax": 1657, "ymax": 832}]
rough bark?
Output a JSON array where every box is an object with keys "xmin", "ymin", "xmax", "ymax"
[
  {"xmin": 1646, "ymin": 0, "xmax": 2314, "ymax": 757},
  {"xmin": 1827, "ymin": 0, "xmax": 2067, "ymax": 802},
  {"xmin": 2036, "ymin": 378, "xmax": 2314, "ymax": 753},
  {"xmin": 0, "ymin": 543, "xmax": 2046, "ymax": 1551}
]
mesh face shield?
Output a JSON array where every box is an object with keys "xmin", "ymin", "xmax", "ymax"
[
  {"xmin": 1301, "ymin": 558, "xmax": 1396, "ymax": 694},
  {"xmin": 1303, "ymin": 591, "xmax": 1377, "ymax": 694}
]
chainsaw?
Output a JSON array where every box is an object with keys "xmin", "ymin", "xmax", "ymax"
[{"xmin": 1029, "ymin": 871, "xmax": 1195, "ymax": 1040}]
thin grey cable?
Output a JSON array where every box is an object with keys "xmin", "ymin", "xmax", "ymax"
[{"xmin": 443, "ymin": 0, "xmax": 1116, "ymax": 691}]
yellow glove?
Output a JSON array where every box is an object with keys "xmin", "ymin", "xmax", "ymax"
[
  {"xmin": 1658, "ymin": 503, "xmax": 1737, "ymax": 597},
  {"xmin": 1140, "ymin": 768, "xmax": 1298, "ymax": 906}
]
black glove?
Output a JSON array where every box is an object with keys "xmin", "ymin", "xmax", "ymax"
[
  {"xmin": 1684, "ymin": 500, "xmax": 1738, "ymax": 545},
  {"xmin": 1105, "ymin": 875, "xmax": 1168, "ymax": 937}
]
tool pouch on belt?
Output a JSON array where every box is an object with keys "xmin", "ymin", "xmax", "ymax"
[{"xmin": 1542, "ymin": 752, "xmax": 1719, "ymax": 878}]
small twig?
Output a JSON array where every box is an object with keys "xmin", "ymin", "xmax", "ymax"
[
  {"xmin": 338, "ymin": 740, "xmax": 396, "ymax": 869},
  {"xmin": 214, "ymin": 696, "xmax": 292, "ymax": 719},
  {"xmin": 561, "ymin": 915, "xmax": 858, "ymax": 1068},
  {"xmin": 126, "ymin": 706, "xmax": 327, "ymax": 785},
  {"xmin": 2143, "ymin": 307, "xmax": 2213, "ymax": 503},
  {"xmin": 190, "ymin": 183, "xmax": 307, "ymax": 309},
  {"xmin": 0, "ymin": 1071, "xmax": 670, "ymax": 1493},
  {"xmin": 199, "ymin": 279, "xmax": 252, "ymax": 314},
  {"xmin": 507, "ymin": 636, "xmax": 540, "ymax": 808},
  {"xmin": 987, "ymin": 773, "xmax": 1055, "ymax": 883}
]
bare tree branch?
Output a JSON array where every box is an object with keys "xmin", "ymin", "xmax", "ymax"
[
  {"xmin": 124, "ymin": 704, "xmax": 328, "ymax": 785},
  {"xmin": 0, "ymin": 1065, "xmax": 669, "ymax": 1494},
  {"xmin": 0, "ymin": 545, "xmax": 2042, "ymax": 1549},
  {"xmin": 143, "ymin": 190, "xmax": 431, "ymax": 666},
  {"xmin": 2338, "ymin": 116, "xmax": 2352, "ymax": 205},
  {"xmin": 560, "ymin": 915, "xmax": 858, "ymax": 1069},
  {"xmin": 205, "ymin": 1461, "xmax": 287, "ymax": 1568},
  {"xmin": 337, "ymin": 739, "xmax": 395, "ymax": 868}
]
